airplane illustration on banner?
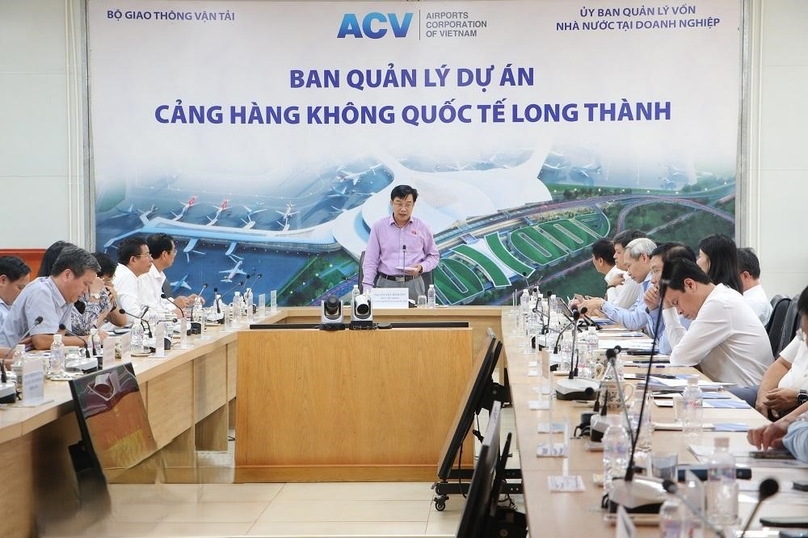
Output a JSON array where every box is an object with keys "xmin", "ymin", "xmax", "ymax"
[
  {"xmin": 172, "ymin": 195, "xmax": 197, "ymax": 221},
  {"xmin": 206, "ymin": 198, "xmax": 230, "ymax": 226},
  {"xmin": 219, "ymin": 255, "xmax": 247, "ymax": 283}
]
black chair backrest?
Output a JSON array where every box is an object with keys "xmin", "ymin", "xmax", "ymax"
[
  {"xmin": 770, "ymin": 294, "xmax": 784, "ymax": 308},
  {"xmin": 766, "ymin": 296, "xmax": 791, "ymax": 357},
  {"xmin": 777, "ymin": 295, "xmax": 801, "ymax": 357}
]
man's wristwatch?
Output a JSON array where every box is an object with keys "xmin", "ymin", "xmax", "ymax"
[{"xmin": 798, "ymin": 389, "xmax": 808, "ymax": 406}]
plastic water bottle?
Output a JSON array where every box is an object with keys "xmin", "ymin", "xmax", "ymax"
[
  {"xmin": 233, "ymin": 291, "xmax": 244, "ymax": 322},
  {"xmin": 548, "ymin": 294, "xmax": 558, "ymax": 329},
  {"xmin": 48, "ymin": 334, "xmax": 65, "ymax": 377},
  {"xmin": 193, "ymin": 295, "xmax": 205, "ymax": 333},
  {"xmin": 602, "ymin": 415, "xmax": 630, "ymax": 492},
  {"xmin": 682, "ymin": 471, "xmax": 705, "ymax": 537},
  {"xmin": 658, "ymin": 495, "xmax": 683, "ymax": 538},
  {"xmin": 706, "ymin": 437, "xmax": 738, "ymax": 527},
  {"xmin": 89, "ymin": 328, "xmax": 102, "ymax": 357},
  {"xmin": 427, "ymin": 284, "xmax": 436, "ymax": 308},
  {"xmin": 244, "ymin": 288, "xmax": 254, "ymax": 319},
  {"xmin": 518, "ymin": 289, "xmax": 530, "ymax": 332},
  {"xmin": 630, "ymin": 382, "xmax": 654, "ymax": 453},
  {"xmin": 351, "ymin": 284, "xmax": 360, "ymax": 305},
  {"xmin": 10, "ymin": 344, "xmax": 26, "ymax": 393},
  {"xmin": 130, "ymin": 322, "xmax": 145, "ymax": 354},
  {"xmin": 681, "ymin": 375, "xmax": 703, "ymax": 437},
  {"xmin": 581, "ymin": 326, "xmax": 598, "ymax": 377}
]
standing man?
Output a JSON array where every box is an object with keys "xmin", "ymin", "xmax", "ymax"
[
  {"xmin": 0, "ymin": 245, "xmax": 100, "ymax": 350},
  {"xmin": 112, "ymin": 237, "xmax": 152, "ymax": 323},
  {"xmin": 362, "ymin": 184, "xmax": 439, "ymax": 302}
]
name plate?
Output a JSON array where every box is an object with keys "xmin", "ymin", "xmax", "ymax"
[
  {"xmin": 370, "ymin": 287, "xmax": 409, "ymax": 309},
  {"xmin": 22, "ymin": 357, "xmax": 45, "ymax": 404}
]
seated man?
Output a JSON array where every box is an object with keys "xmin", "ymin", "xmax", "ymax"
[
  {"xmin": 71, "ymin": 252, "xmax": 128, "ymax": 337},
  {"xmin": 732, "ymin": 285, "xmax": 808, "ymax": 416},
  {"xmin": 738, "ymin": 247, "xmax": 772, "ymax": 325},
  {"xmin": 579, "ymin": 237, "xmax": 656, "ymax": 332},
  {"xmin": 0, "ymin": 245, "xmax": 100, "ymax": 350},
  {"xmin": 140, "ymin": 233, "xmax": 197, "ymax": 316},
  {"xmin": 589, "ymin": 239, "xmax": 635, "ymax": 309},
  {"xmin": 748, "ymin": 401, "xmax": 808, "ymax": 463},
  {"xmin": 643, "ymin": 242, "xmax": 695, "ymax": 354},
  {"xmin": 112, "ymin": 237, "xmax": 152, "ymax": 323},
  {"xmin": 661, "ymin": 259, "xmax": 772, "ymax": 385},
  {"xmin": 0, "ymin": 255, "xmax": 32, "ymax": 328},
  {"xmin": 608, "ymin": 229, "xmax": 646, "ymax": 308}
]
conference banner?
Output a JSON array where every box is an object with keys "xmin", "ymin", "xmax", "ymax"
[{"xmin": 88, "ymin": 0, "xmax": 741, "ymax": 306}]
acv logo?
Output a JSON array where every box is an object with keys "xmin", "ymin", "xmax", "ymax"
[{"xmin": 337, "ymin": 12, "xmax": 413, "ymax": 39}]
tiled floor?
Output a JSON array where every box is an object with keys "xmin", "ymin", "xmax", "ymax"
[{"xmin": 40, "ymin": 410, "xmax": 521, "ymax": 538}]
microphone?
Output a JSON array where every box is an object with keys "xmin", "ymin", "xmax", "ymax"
[
  {"xmin": 161, "ymin": 293, "xmax": 182, "ymax": 313},
  {"xmin": 401, "ymin": 244, "xmax": 407, "ymax": 275},
  {"xmin": 579, "ymin": 306, "xmax": 600, "ymax": 330},
  {"xmin": 608, "ymin": 283, "xmax": 668, "ymax": 512},
  {"xmin": 2, "ymin": 316, "xmax": 44, "ymax": 383},
  {"xmin": 568, "ymin": 309, "xmax": 582, "ymax": 379},
  {"xmin": 119, "ymin": 306, "xmax": 152, "ymax": 338},
  {"xmin": 662, "ymin": 479, "xmax": 726, "ymax": 538},
  {"xmin": 219, "ymin": 279, "xmax": 245, "ymax": 301},
  {"xmin": 195, "ymin": 282, "xmax": 209, "ymax": 300},
  {"xmin": 246, "ymin": 273, "xmax": 263, "ymax": 294},
  {"xmin": 58, "ymin": 324, "xmax": 90, "ymax": 358},
  {"xmin": 739, "ymin": 478, "xmax": 779, "ymax": 538},
  {"xmin": 553, "ymin": 305, "xmax": 581, "ymax": 355}
]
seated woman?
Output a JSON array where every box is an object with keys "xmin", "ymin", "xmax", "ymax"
[
  {"xmin": 70, "ymin": 252, "xmax": 128, "ymax": 339},
  {"xmin": 696, "ymin": 233, "xmax": 743, "ymax": 293}
]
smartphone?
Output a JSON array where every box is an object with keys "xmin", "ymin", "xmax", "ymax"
[
  {"xmin": 749, "ymin": 449, "xmax": 795, "ymax": 460},
  {"xmin": 794, "ymin": 480, "xmax": 808, "ymax": 492},
  {"xmin": 760, "ymin": 516, "xmax": 808, "ymax": 528},
  {"xmin": 779, "ymin": 531, "xmax": 808, "ymax": 538}
]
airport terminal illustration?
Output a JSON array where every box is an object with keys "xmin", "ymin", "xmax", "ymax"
[{"xmin": 96, "ymin": 146, "xmax": 735, "ymax": 306}]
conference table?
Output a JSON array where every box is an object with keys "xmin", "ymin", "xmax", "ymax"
[
  {"xmin": 0, "ymin": 305, "xmax": 502, "ymax": 538},
  {"xmin": 501, "ymin": 311, "xmax": 808, "ymax": 537},
  {"xmin": 3, "ymin": 303, "xmax": 806, "ymax": 538}
]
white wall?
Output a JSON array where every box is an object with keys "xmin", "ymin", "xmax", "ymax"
[
  {"xmin": 743, "ymin": 0, "xmax": 808, "ymax": 297},
  {"xmin": 0, "ymin": 0, "xmax": 88, "ymax": 248},
  {"xmin": 1, "ymin": 0, "xmax": 806, "ymax": 296}
]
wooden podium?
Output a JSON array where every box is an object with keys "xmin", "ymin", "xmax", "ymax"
[{"xmin": 235, "ymin": 327, "xmax": 474, "ymax": 482}]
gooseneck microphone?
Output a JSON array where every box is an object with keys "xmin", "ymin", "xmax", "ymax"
[
  {"xmin": 622, "ymin": 282, "xmax": 666, "ymax": 483},
  {"xmin": 58, "ymin": 324, "xmax": 90, "ymax": 358},
  {"xmin": 568, "ymin": 309, "xmax": 582, "ymax": 379},
  {"xmin": 161, "ymin": 293, "xmax": 182, "ymax": 312},
  {"xmin": 605, "ymin": 346, "xmax": 634, "ymax": 449},
  {"xmin": 219, "ymin": 279, "xmax": 245, "ymax": 301},
  {"xmin": 1, "ymin": 316, "xmax": 44, "ymax": 383},
  {"xmin": 119, "ymin": 306, "xmax": 152, "ymax": 338},
  {"xmin": 246, "ymin": 273, "xmax": 263, "ymax": 294},
  {"xmin": 195, "ymin": 282, "xmax": 209, "ymax": 301},
  {"xmin": 553, "ymin": 305, "xmax": 582, "ymax": 355},
  {"xmin": 739, "ymin": 478, "xmax": 780, "ymax": 538},
  {"xmin": 401, "ymin": 243, "xmax": 407, "ymax": 274},
  {"xmin": 662, "ymin": 479, "xmax": 725, "ymax": 538},
  {"xmin": 579, "ymin": 306, "xmax": 600, "ymax": 330}
]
